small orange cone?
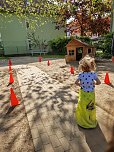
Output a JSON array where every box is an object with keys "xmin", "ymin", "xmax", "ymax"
[
  {"xmin": 38, "ymin": 56, "xmax": 42, "ymax": 62},
  {"xmin": 47, "ymin": 60, "xmax": 50, "ymax": 66},
  {"xmin": 10, "ymin": 88, "xmax": 19, "ymax": 106},
  {"xmin": 104, "ymin": 72, "xmax": 111, "ymax": 84},
  {"xmin": 9, "ymin": 72, "xmax": 14, "ymax": 84},
  {"xmin": 8, "ymin": 59, "xmax": 12, "ymax": 66},
  {"xmin": 9, "ymin": 65, "xmax": 12, "ymax": 72},
  {"xmin": 70, "ymin": 66, "xmax": 74, "ymax": 74},
  {"xmin": 112, "ymin": 56, "xmax": 114, "ymax": 63}
]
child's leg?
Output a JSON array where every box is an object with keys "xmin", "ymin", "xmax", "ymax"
[{"xmin": 75, "ymin": 89, "xmax": 97, "ymax": 128}]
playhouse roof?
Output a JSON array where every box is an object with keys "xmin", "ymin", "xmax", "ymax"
[{"xmin": 66, "ymin": 38, "xmax": 94, "ymax": 48}]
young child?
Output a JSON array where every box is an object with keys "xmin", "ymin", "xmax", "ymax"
[{"xmin": 75, "ymin": 55, "xmax": 101, "ymax": 128}]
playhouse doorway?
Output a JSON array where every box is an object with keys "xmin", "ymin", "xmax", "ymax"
[{"xmin": 76, "ymin": 47, "xmax": 83, "ymax": 61}]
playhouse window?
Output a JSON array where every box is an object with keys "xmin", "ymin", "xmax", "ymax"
[
  {"xmin": 69, "ymin": 50, "xmax": 74, "ymax": 55},
  {"xmin": 88, "ymin": 48, "xmax": 91, "ymax": 54}
]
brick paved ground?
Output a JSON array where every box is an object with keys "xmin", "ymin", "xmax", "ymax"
[
  {"xmin": 1, "ymin": 57, "xmax": 114, "ymax": 152},
  {"xmin": 16, "ymin": 64, "xmax": 110, "ymax": 152}
]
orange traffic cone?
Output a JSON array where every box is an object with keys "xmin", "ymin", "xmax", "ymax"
[
  {"xmin": 9, "ymin": 72, "xmax": 14, "ymax": 84},
  {"xmin": 9, "ymin": 65, "xmax": 12, "ymax": 73},
  {"xmin": 8, "ymin": 59, "xmax": 12, "ymax": 66},
  {"xmin": 38, "ymin": 56, "xmax": 42, "ymax": 62},
  {"xmin": 70, "ymin": 66, "xmax": 74, "ymax": 74},
  {"xmin": 104, "ymin": 72, "xmax": 111, "ymax": 84},
  {"xmin": 10, "ymin": 88, "xmax": 19, "ymax": 106},
  {"xmin": 47, "ymin": 60, "xmax": 50, "ymax": 66}
]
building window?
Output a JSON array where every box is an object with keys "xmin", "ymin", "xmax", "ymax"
[
  {"xmin": 0, "ymin": 32, "xmax": 3, "ymax": 50},
  {"xmin": 26, "ymin": 21, "xmax": 29, "ymax": 28},
  {"xmin": 28, "ymin": 39, "xmax": 32, "ymax": 50},
  {"xmin": 69, "ymin": 50, "xmax": 74, "ymax": 56},
  {"xmin": 0, "ymin": 33, "xmax": 1, "ymax": 42}
]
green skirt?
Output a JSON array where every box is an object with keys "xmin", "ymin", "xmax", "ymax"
[{"xmin": 75, "ymin": 89, "xmax": 97, "ymax": 128}]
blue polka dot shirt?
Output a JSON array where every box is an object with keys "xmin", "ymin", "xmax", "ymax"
[{"xmin": 76, "ymin": 72, "xmax": 98, "ymax": 92}]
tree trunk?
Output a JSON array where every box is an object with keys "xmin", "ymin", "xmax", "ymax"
[
  {"xmin": 112, "ymin": 36, "xmax": 114, "ymax": 56},
  {"xmin": 110, "ymin": 0, "xmax": 114, "ymax": 32},
  {"xmin": 80, "ymin": 26, "xmax": 84, "ymax": 36}
]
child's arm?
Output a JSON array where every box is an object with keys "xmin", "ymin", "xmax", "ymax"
[
  {"xmin": 95, "ymin": 78, "xmax": 101, "ymax": 85},
  {"xmin": 94, "ymin": 73, "xmax": 101, "ymax": 85},
  {"xmin": 75, "ymin": 79, "xmax": 80, "ymax": 86}
]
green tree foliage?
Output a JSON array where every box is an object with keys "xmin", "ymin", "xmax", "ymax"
[
  {"xmin": 0, "ymin": 0, "xmax": 60, "ymax": 29},
  {"xmin": 56, "ymin": 0, "xmax": 111, "ymax": 36},
  {"xmin": 28, "ymin": 32, "xmax": 48, "ymax": 50},
  {"xmin": 0, "ymin": 0, "xmax": 111, "ymax": 34}
]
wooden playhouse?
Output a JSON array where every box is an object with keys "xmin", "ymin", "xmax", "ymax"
[{"xmin": 65, "ymin": 38, "xmax": 96, "ymax": 62}]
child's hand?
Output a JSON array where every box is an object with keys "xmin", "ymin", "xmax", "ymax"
[
  {"xmin": 95, "ymin": 78, "xmax": 101, "ymax": 85},
  {"xmin": 75, "ymin": 79, "xmax": 80, "ymax": 86},
  {"xmin": 93, "ymin": 81, "xmax": 96, "ymax": 86}
]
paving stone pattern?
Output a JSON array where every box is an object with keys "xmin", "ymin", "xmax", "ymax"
[{"xmin": 16, "ymin": 65, "xmax": 106, "ymax": 152}]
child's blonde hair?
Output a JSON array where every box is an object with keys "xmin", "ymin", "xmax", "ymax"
[{"xmin": 78, "ymin": 55, "xmax": 96, "ymax": 72}]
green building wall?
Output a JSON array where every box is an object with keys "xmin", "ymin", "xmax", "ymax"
[
  {"xmin": 0, "ymin": 14, "xmax": 29, "ymax": 55},
  {"xmin": 0, "ymin": 14, "xmax": 65, "ymax": 55},
  {"xmin": 32, "ymin": 18, "xmax": 65, "ymax": 41}
]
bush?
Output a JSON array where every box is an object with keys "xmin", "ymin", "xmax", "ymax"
[
  {"xmin": 48, "ymin": 37, "xmax": 71, "ymax": 55},
  {"xmin": 93, "ymin": 32, "xmax": 114, "ymax": 56},
  {"xmin": 95, "ymin": 50, "xmax": 112, "ymax": 59},
  {"xmin": 95, "ymin": 50, "xmax": 103, "ymax": 58},
  {"xmin": 102, "ymin": 52, "xmax": 112, "ymax": 59}
]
